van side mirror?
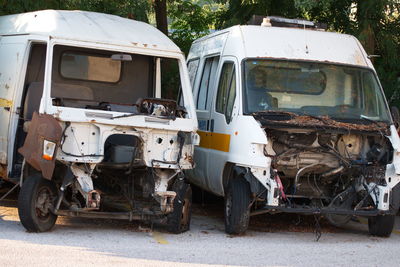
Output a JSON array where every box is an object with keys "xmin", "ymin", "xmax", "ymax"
[{"xmin": 390, "ymin": 106, "xmax": 400, "ymax": 127}]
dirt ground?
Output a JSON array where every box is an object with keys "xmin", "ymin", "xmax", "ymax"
[{"xmin": 1, "ymin": 182, "xmax": 400, "ymax": 267}]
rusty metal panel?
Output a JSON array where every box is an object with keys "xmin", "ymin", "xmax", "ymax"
[
  {"xmin": 0, "ymin": 164, "xmax": 7, "ymax": 179},
  {"xmin": 18, "ymin": 112, "xmax": 62, "ymax": 180},
  {"xmin": 252, "ymin": 111, "xmax": 390, "ymax": 134}
]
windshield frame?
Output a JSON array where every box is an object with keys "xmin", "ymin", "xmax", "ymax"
[
  {"xmin": 241, "ymin": 58, "xmax": 393, "ymax": 124},
  {"xmin": 41, "ymin": 38, "xmax": 197, "ymax": 122}
]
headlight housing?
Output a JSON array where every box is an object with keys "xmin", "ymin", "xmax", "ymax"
[{"xmin": 42, "ymin": 140, "xmax": 56, "ymax": 161}]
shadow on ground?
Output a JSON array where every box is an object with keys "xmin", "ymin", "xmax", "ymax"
[{"xmin": 0, "ymin": 181, "xmax": 396, "ymax": 266}]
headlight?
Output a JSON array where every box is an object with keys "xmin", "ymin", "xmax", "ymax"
[
  {"xmin": 42, "ymin": 140, "xmax": 56, "ymax": 161},
  {"xmin": 192, "ymin": 133, "xmax": 200, "ymax": 146}
]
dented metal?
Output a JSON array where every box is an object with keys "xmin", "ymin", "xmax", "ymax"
[
  {"xmin": 18, "ymin": 112, "xmax": 63, "ymax": 180},
  {"xmin": 186, "ymin": 18, "xmax": 400, "ymax": 236},
  {"xmin": 0, "ymin": 10, "xmax": 197, "ymax": 232}
]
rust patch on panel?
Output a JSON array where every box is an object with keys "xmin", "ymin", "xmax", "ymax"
[
  {"xmin": 18, "ymin": 112, "xmax": 63, "ymax": 180},
  {"xmin": 184, "ymin": 153, "xmax": 194, "ymax": 167},
  {"xmin": 253, "ymin": 111, "xmax": 389, "ymax": 134},
  {"xmin": 0, "ymin": 164, "xmax": 7, "ymax": 179}
]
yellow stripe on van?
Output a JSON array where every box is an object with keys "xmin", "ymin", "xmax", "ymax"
[
  {"xmin": 198, "ymin": 130, "xmax": 231, "ymax": 152},
  {"xmin": 0, "ymin": 98, "xmax": 12, "ymax": 108}
]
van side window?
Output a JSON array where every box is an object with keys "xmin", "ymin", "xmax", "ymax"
[
  {"xmin": 197, "ymin": 56, "xmax": 220, "ymax": 110},
  {"xmin": 187, "ymin": 59, "xmax": 199, "ymax": 88},
  {"xmin": 216, "ymin": 62, "xmax": 236, "ymax": 123}
]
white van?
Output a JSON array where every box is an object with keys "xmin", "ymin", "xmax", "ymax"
[
  {"xmin": 186, "ymin": 17, "xmax": 400, "ymax": 236},
  {"xmin": 0, "ymin": 10, "xmax": 198, "ymax": 233}
]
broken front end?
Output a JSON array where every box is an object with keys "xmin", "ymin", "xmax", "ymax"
[
  {"xmin": 17, "ymin": 43, "xmax": 198, "ymax": 233},
  {"xmin": 19, "ymin": 99, "xmax": 197, "ymax": 233},
  {"xmin": 242, "ymin": 112, "xmax": 400, "ymax": 239},
  {"xmin": 241, "ymin": 60, "xmax": 400, "ymax": 236}
]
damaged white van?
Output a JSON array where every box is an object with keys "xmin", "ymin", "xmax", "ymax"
[
  {"xmin": 0, "ymin": 10, "xmax": 198, "ymax": 233},
  {"xmin": 186, "ymin": 17, "xmax": 400, "ymax": 236}
]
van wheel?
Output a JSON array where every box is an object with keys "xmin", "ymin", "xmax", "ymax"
[
  {"xmin": 18, "ymin": 173, "xmax": 58, "ymax": 232},
  {"xmin": 224, "ymin": 176, "xmax": 251, "ymax": 235},
  {"xmin": 368, "ymin": 214, "xmax": 395, "ymax": 237},
  {"xmin": 167, "ymin": 180, "xmax": 192, "ymax": 234}
]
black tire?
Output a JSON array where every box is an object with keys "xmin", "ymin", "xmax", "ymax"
[
  {"xmin": 224, "ymin": 176, "xmax": 251, "ymax": 235},
  {"xmin": 167, "ymin": 180, "xmax": 192, "ymax": 234},
  {"xmin": 368, "ymin": 214, "xmax": 395, "ymax": 237},
  {"xmin": 18, "ymin": 173, "xmax": 58, "ymax": 232}
]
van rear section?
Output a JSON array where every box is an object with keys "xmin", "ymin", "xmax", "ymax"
[{"xmin": 186, "ymin": 17, "xmax": 400, "ymax": 237}]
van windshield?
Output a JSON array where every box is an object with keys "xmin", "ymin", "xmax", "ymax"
[
  {"xmin": 50, "ymin": 45, "xmax": 181, "ymax": 114},
  {"xmin": 243, "ymin": 59, "xmax": 391, "ymax": 122}
]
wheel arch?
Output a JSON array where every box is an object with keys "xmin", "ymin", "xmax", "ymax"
[
  {"xmin": 223, "ymin": 163, "xmax": 266, "ymax": 197},
  {"xmin": 222, "ymin": 162, "xmax": 236, "ymax": 195},
  {"xmin": 21, "ymin": 162, "xmax": 40, "ymax": 186}
]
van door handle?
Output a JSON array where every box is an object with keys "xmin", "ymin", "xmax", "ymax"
[{"xmin": 210, "ymin": 119, "xmax": 214, "ymax": 132}]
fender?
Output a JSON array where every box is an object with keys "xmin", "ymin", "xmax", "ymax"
[{"xmin": 18, "ymin": 112, "xmax": 62, "ymax": 180}]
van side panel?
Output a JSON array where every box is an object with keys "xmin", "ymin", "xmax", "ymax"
[{"xmin": 0, "ymin": 37, "xmax": 26, "ymax": 168}]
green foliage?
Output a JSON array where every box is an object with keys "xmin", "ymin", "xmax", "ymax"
[
  {"xmin": 0, "ymin": 0, "xmax": 66, "ymax": 15},
  {"xmin": 71, "ymin": 0, "xmax": 150, "ymax": 22},
  {"xmin": 214, "ymin": 0, "xmax": 301, "ymax": 28},
  {"xmin": 295, "ymin": 0, "xmax": 357, "ymax": 33},
  {"xmin": 1, "ymin": 0, "xmax": 400, "ymax": 105},
  {"xmin": 0, "ymin": 0, "xmax": 149, "ymax": 21},
  {"xmin": 168, "ymin": 0, "xmax": 218, "ymax": 55},
  {"xmin": 298, "ymin": 0, "xmax": 400, "ymax": 106}
]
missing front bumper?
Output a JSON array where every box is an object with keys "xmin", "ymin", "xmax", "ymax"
[{"xmin": 251, "ymin": 205, "xmax": 394, "ymax": 217}]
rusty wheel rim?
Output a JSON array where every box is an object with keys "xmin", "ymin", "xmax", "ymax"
[{"xmin": 35, "ymin": 186, "xmax": 54, "ymax": 220}]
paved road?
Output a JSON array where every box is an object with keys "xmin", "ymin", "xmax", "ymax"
[{"xmin": 1, "ymin": 190, "xmax": 400, "ymax": 266}]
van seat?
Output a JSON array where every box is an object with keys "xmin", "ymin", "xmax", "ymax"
[
  {"xmin": 51, "ymin": 83, "xmax": 94, "ymax": 101},
  {"xmin": 23, "ymin": 82, "xmax": 95, "ymax": 120},
  {"xmin": 247, "ymin": 90, "xmax": 274, "ymax": 111},
  {"xmin": 23, "ymin": 82, "xmax": 44, "ymax": 121}
]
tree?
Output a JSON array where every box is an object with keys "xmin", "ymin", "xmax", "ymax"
[
  {"xmin": 215, "ymin": 0, "xmax": 301, "ymax": 28},
  {"xmin": 169, "ymin": 0, "xmax": 217, "ymax": 54},
  {"xmin": 2, "ymin": 0, "xmax": 400, "ymax": 105},
  {"xmin": 153, "ymin": 0, "xmax": 168, "ymax": 35},
  {"xmin": 0, "ymin": 0, "xmax": 150, "ymax": 22},
  {"xmin": 299, "ymin": 0, "xmax": 400, "ymax": 106}
]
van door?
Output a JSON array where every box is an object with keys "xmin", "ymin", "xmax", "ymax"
[
  {"xmin": 10, "ymin": 42, "xmax": 47, "ymax": 178},
  {"xmin": 0, "ymin": 37, "xmax": 27, "ymax": 168},
  {"xmin": 206, "ymin": 58, "xmax": 238, "ymax": 195},
  {"xmin": 191, "ymin": 56, "xmax": 220, "ymax": 189}
]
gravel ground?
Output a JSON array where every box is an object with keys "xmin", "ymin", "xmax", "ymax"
[{"xmin": 1, "ymin": 185, "xmax": 400, "ymax": 267}]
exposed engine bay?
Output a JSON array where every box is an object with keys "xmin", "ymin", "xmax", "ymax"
[
  {"xmin": 252, "ymin": 112, "xmax": 399, "ymax": 226},
  {"xmin": 54, "ymin": 127, "xmax": 195, "ymax": 219}
]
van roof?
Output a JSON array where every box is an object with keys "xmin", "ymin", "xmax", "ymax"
[
  {"xmin": 191, "ymin": 25, "xmax": 372, "ymax": 68},
  {"xmin": 0, "ymin": 10, "xmax": 180, "ymax": 53}
]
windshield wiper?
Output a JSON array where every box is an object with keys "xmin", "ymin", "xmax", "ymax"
[
  {"xmin": 112, "ymin": 112, "xmax": 174, "ymax": 120},
  {"xmin": 359, "ymin": 114, "xmax": 381, "ymax": 126},
  {"xmin": 253, "ymin": 110, "xmax": 330, "ymax": 124},
  {"xmin": 112, "ymin": 113, "xmax": 139, "ymax": 119}
]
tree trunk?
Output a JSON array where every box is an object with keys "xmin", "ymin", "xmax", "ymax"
[
  {"xmin": 356, "ymin": 0, "xmax": 384, "ymax": 56},
  {"xmin": 153, "ymin": 0, "xmax": 168, "ymax": 36}
]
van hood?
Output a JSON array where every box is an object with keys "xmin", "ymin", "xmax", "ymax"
[{"xmin": 252, "ymin": 111, "xmax": 390, "ymax": 135}]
